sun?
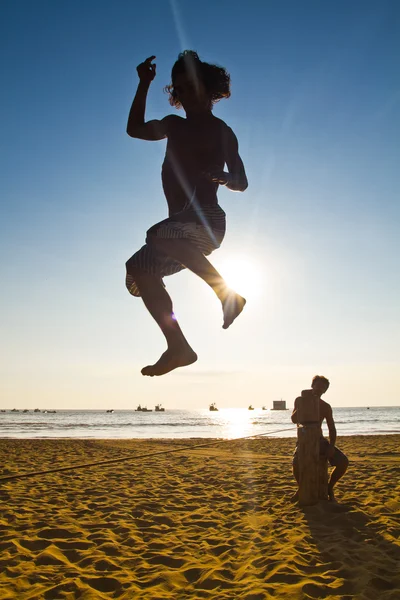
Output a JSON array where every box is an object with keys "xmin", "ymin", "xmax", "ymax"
[{"xmin": 216, "ymin": 255, "xmax": 264, "ymax": 300}]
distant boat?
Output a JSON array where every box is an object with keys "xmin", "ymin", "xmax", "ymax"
[
  {"xmin": 272, "ymin": 400, "xmax": 287, "ymax": 410},
  {"xmin": 135, "ymin": 405, "xmax": 152, "ymax": 412},
  {"xmin": 11, "ymin": 409, "xmax": 19, "ymax": 412},
  {"xmin": 23, "ymin": 409, "xmax": 29, "ymax": 413},
  {"xmin": 34, "ymin": 408, "xmax": 41, "ymax": 413},
  {"xmin": 262, "ymin": 406, "xmax": 267, "ymax": 410},
  {"xmin": 106, "ymin": 409, "xmax": 114, "ymax": 413},
  {"xmin": 209, "ymin": 403, "xmax": 218, "ymax": 412},
  {"xmin": 248, "ymin": 405, "xmax": 254, "ymax": 410},
  {"xmin": 155, "ymin": 404, "xmax": 165, "ymax": 412}
]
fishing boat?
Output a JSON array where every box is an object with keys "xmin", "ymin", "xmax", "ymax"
[
  {"xmin": 135, "ymin": 405, "xmax": 152, "ymax": 412},
  {"xmin": 248, "ymin": 405, "xmax": 254, "ymax": 410},
  {"xmin": 155, "ymin": 404, "xmax": 165, "ymax": 412},
  {"xmin": 209, "ymin": 402, "xmax": 218, "ymax": 412}
]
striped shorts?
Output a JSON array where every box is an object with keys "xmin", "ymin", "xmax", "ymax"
[{"xmin": 126, "ymin": 203, "xmax": 226, "ymax": 297}]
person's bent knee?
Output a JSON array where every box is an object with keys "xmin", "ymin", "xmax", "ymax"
[
  {"xmin": 146, "ymin": 233, "xmax": 170, "ymax": 252},
  {"xmin": 125, "ymin": 260, "xmax": 147, "ymax": 298},
  {"xmin": 337, "ymin": 453, "xmax": 349, "ymax": 469},
  {"xmin": 145, "ymin": 224, "xmax": 161, "ymax": 245},
  {"xmin": 125, "ymin": 256, "xmax": 134, "ymax": 273},
  {"xmin": 126, "ymin": 257, "xmax": 142, "ymax": 276}
]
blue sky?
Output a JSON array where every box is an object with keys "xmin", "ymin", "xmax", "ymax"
[{"xmin": 1, "ymin": 0, "xmax": 399, "ymax": 409}]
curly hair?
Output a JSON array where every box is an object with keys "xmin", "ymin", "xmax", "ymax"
[
  {"xmin": 312, "ymin": 375, "xmax": 330, "ymax": 392},
  {"xmin": 164, "ymin": 50, "xmax": 231, "ymax": 109}
]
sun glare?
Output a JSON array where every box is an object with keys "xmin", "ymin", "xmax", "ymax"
[{"xmin": 217, "ymin": 255, "xmax": 264, "ymax": 300}]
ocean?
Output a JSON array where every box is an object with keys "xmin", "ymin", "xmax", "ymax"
[{"xmin": 1, "ymin": 406, "xmax": 399, "ymax": 439}]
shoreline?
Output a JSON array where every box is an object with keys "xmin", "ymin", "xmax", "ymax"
[
  {"xmin": 1, "ymin": 435, "xmax": 399, "ymax": 599},
  {"xmin": 1, "ymin": 432, "xmax": 400, "ymax": 443}
]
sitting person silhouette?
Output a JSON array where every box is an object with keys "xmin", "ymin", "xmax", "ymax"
[{"xmin": 291, "ymin": 375, "xmax": 349, "ymax": 502}]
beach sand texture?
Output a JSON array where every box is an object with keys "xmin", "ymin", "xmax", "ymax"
[{"xmin": 0, "ymin": 435, "xmax": 399, "ymax": 600}]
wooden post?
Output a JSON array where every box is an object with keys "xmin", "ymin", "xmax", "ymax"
[
  {"xmin": 296, "ymin": 390, "xmax": 328, "ymax": 506},
  {"xmin": 318, "ymin": 455, "xmax": 329, "ymax": 501}
]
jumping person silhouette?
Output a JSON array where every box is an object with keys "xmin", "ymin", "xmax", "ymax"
[{"xmin": 126, "ymin": 51, "xmax": 248, "ymax": 377}]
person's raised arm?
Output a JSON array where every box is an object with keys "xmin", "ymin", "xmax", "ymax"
[
  {"xmin": 204, "ymin": 127, "xmax": 248, "ymax": 192},
  {"xmin": 126, "ymin": 56, "xmax": 168, "ymax": 141}
]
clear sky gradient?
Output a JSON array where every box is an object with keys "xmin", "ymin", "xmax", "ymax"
[{"xmin": 1, "ymin": 0, "xmax": 399, "ymax": 409}]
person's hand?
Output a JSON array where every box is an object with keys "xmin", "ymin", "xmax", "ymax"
[
  {"xmin": 136, "ymin": 56, "xmax": 156, "ymax": 84},
  {"xmin": 203, "ymin": 170, "xmax": 230, "ymax": 185}
]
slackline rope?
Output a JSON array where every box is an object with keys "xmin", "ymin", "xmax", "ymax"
[{"xmin": 0, "ymin": 426, "xmax": 296, "ymax": 483}]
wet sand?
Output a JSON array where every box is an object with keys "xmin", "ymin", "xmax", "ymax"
[{"xmin": 0, "ymin": 435, "xmax": 399, "ymax": 599}]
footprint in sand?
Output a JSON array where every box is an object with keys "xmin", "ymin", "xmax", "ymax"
[
  {"xmin": 210, "ymin": 543, "xmax": 232, "ymax": 557},
  {"xmin": 147, "ymin": 554, "xmax": 186, "ymax": 568},
  {"xmin": 44, "ymin": 582, "xmax": 80, "ymax": 599},
  {"xmin": 369, "ymin": 576, "xmax": 395, "ymax": 591},
  {"xmin": 302, "ymin": 582, "xmax": 329, "ymax": 599},
  {"xmin": 60, "ymin": 549, "xmax": 83, "ymax": 564},
  {"xmin": 97, "ymin": 542, "xmax": 122, "ymax": 557},
  {"xmin": 37, "ymin": 527, "xmax": 80, "ymax": 539},
  {"xmin": 93, "ymin": 558, "xmax": 119, "ymax": 572},
  {"xmin": 82, "ymin": 576, "xmax": 121, "ymax": 593},
  {"xmin": 19, "ymin": 538, "xmax": 51, "ymax": 551},
  {"xmin": 267, "ymin": 572, "xmax": 301, "ymax": 584},
  {"xmin": 152, "ymin": 514, "xmax": 176, "ymax": 527},
  {"xmin": 55, "ymin": 540, "xmax": 93, "ymax": 550},
  {"xmin": 183, "ymin": 567, "xmax": 203, "ymax": 584},
  {"xmin": 35, "ymin": 551, "xmax": 67, "ymax": 566}
]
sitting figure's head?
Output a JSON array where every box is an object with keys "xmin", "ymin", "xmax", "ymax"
[
  {"xmin": 165, "ymin": 50, "xmax": 231, "ymax": 113},
  {"xmin": 311, "ymin": 375, "xmax": 330, "ymax": 396}
]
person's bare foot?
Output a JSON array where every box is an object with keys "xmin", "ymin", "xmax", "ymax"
[
  {"xmin": 221, "ymin": 291, "xmax": 246, "ymax": 329},
  {"xmin": 141, "ymin": 346, "xmax": 198, "ymax": 377}
]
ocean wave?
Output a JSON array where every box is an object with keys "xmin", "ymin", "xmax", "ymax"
[
  {"xmin": 334, "ymin": 419, "xmax": 400, "ymax": 424},
  {"xmin": 0, "ymin": 421, "xmax": 223, "ymax": 429}
]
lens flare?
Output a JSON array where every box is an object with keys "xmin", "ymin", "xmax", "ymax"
[{"xmin": 216, "ymin": 255, "xmax": 264, "ymax": 301}]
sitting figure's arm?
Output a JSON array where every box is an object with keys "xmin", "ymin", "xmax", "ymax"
[
  {"xmin": 204, "ymin": 127, "xmax": 248, "ymax": 192},
  {"xmin": 291, "ymin": 397, "xmax": 299, "ymax": 424},
  {"xmin": 325, "ymin": 404, "xmax": 337, "ymax": 457},
  {"xmin": 126, "ymin": 55, "xmax": 170, "ymax": 141}
]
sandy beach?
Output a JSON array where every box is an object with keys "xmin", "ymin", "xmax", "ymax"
[{"xmin": 0, "ymin": 435, "xmax": 399, "ymax": 599}]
